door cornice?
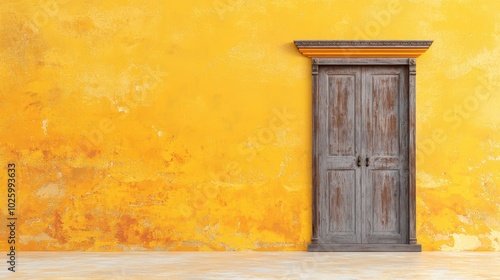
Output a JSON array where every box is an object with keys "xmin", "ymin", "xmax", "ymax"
[{"xmin": 294, "ymin": 40, "xmax": 433, "ymax": 58}]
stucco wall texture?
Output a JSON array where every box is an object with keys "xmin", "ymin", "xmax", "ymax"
[{"xmin": 0, "ymin": 0, "xmax": 499, "ymax": 251}]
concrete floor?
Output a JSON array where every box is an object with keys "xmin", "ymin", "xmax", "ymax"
[{"xmin": 2, "ymin": 252, "xmax": 500, "ymax": 279}]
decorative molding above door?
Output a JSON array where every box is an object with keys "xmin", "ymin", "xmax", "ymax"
[{"xmin": 294, "ymin": 40, "xmax": 433, "ymax": 58}]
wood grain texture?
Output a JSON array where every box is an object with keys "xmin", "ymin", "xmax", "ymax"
[
  {"xmin": 328, "ymin": 74, "xmax": 356, "ymax": 156},
  {"xmin": 370, "ymin": 74, "xmax": 400, "ymax": 156},
  {"xmin": 327, "ymin": 170, "xmax": 358, "ymax": 243}
]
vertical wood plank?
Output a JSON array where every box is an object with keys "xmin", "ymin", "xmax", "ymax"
[
  {"xmin": 361, "ymin": 66, "xmax": 369, "ymax": 244},
  {"xmin": 408, "ymin": 59, "xmax": 417, "ymax": 245},
  {"xmin": 311, "ymin": 59, "xmax": 319, "ymax": 245},
  {"xmin": 318, "ymin": 62, "xmax": 329, "ymax": 242},
  {"xmin": 400, "ymin": 66, "xmax": 410, "ymax": 243}
]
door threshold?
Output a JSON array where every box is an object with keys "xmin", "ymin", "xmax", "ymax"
[{"xmin": 308, "ymin": 243, "xmax": 422, "ymax": 252}]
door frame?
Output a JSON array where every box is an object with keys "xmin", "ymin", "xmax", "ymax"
[{"xmin": 294, "ymin": 41, "xmax": 433, "ymax": 252}]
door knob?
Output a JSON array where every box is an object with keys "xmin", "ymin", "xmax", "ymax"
[
  {"xmin": 366, "ymin": 157, "xmax": 370, "ymax": 167},
  {"xmin": 357, "ymin": 156, "xmax": 361, "ymax": 167}
]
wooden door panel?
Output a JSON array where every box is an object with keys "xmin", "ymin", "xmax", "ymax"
[
  {"xmin": 326, "ymin": 170, "xmax": 358, "ymax": 243},
  {"xmin": 371, "ymin": 74, "xmax": 400, "ymax": 157},
  {"xmin": 328, "ymin": 74, "xmax": 356, "ymax": 157},
  {"xmin": 318, "ymin": 66, "xmax": 362, "ymax": 244},
  {"xmin": 363, "ymin": 66, "xmax": 408, "ymax": 244},
  {"xmin": 369, "ymin": 170, "xmax": 401, "ymax": 240}
]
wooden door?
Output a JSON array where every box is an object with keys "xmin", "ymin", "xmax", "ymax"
[{"xmin": 317, "ymin": 65, "xmax": 408, "ymax": 245}]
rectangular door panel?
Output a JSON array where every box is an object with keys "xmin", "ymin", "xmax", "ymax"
[
  {"xmin": 328, "ymin": 74, "xmax": 356, "ymax": 157},
  {"xmin": 318, "ymin": 66, "xmax": 362, "ymax": 244},
  {"xmin": 371, "ymin": 75, "xmax": 400, "ymax": 157},
  {"xmin": 366, "ymin": 170, "xmax": 401, "ymax": 244},
  {"xmin": 326, "ymin": 170, "xmax": 358, "ymax": 243},
  {"xmin": 372, "ymin": 171, "xmax": 400, "ymax": 233}
]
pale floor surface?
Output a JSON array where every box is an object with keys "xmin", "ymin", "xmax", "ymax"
[{"xmin": 1, "ymin": 252, "xmax": 500, "ymax": 279}]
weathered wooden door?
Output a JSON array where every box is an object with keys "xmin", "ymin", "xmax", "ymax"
[{"xmin": 317, "ymin": 65, "xmax": 409, "ymax": 247}]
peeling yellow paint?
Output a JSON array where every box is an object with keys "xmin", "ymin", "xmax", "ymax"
[
  {"xmin": 35, "ymin": 183, "xmax": 65, "ymax": 199},
  {"xmin": 0, "ymin": 0, "xmax": 499, "ymax": 251},
  {"xmin": 441, "ymin": 234, "xmax": 482, "ymax": 251}
]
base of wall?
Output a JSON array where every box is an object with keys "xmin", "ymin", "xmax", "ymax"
[{"xmin": 308, "ymin": 243, "xmax": 422, "ymax": 252}]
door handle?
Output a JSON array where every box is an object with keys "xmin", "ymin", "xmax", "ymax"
[
  {"xmin": 366, "ymin": 157, "xmax": 370, "ymax": 167},
  {"xmin": 357, "ymin": 156, "xmax": 361, "ymax": 167}
]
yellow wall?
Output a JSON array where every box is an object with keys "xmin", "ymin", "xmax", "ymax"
[{"xmin": 0, "ymin": 0, "xmax": 499, "ymax": 251}]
